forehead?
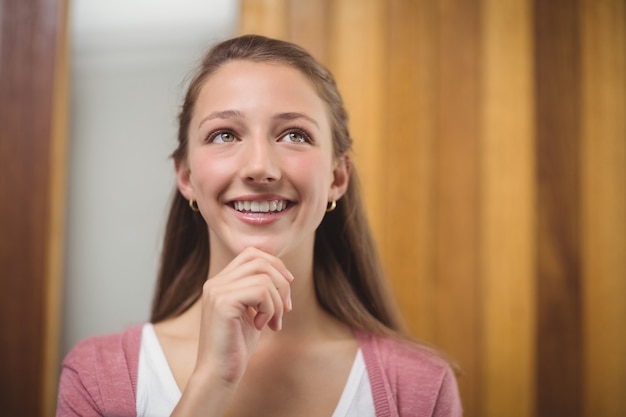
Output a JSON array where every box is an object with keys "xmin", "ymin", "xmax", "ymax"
[
  {"xmin": 194, "ymin": 60, "xmax": 327, "ymax": 113},
  {"xmin": 208, "ymin": 59, "xmax": 314, "ymax": 85}
]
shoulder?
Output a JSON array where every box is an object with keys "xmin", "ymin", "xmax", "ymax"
[
  {"xmin": 57, "ymin": 323, "xmax": 144, "ymax": 416},
  {"xmin": 63, "ymin": 323, "xmax": 143, "ymax": 367},
  {"xmin": 356, "ymin": 330, "xmax": 450, "ymax": 374},
  {"xmin": 356, "ymin": 330, "xmax": 462, "ymax": 417}
]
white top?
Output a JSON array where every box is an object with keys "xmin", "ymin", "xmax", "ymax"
[{"xmin": 136, "ymin": 323, "xmax": 375, "ymax": 416}]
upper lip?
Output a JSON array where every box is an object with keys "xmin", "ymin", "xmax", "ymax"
[{"xmin": 228, "ymin": 194, "xmax": 293, "ymax": 203}]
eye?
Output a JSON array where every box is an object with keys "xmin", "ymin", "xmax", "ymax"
[
  {"xmin": 208, "ymin": 130, "xmax": 237, "ymax": 143},
  {"xmin": 280, "ymin": 129, "xmax": 311, "ymax": 144}
]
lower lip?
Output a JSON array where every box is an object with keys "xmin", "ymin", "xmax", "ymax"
[{"xmin": 229, "ymin": 205, "xmax": 291, "ymax": 225}]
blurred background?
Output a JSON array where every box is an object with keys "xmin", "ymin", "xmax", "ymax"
[{"xmin": 1, "ymin": 0, "xmax": 624, "ymax": 416}]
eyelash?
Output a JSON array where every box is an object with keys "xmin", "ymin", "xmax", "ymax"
[
  {"xmin": 280, "ymin": 127, "xmax": 313, "ymax": 144},
  {"xmin": 206, "ymin": 129, "xmax": 237, "ymax": 143},
  {"xmin": 205, "ymin": 127, "xmax": 314, "ymax": 144}
]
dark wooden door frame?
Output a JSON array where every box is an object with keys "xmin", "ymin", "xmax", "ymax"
[{"xmin": 0, "ymin": 0, "xmax": 68, "ymax": 415}]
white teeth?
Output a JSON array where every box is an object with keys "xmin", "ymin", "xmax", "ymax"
[{"xmin": 234, "ymin": 200, "xmax": 288, "ymax": 213}]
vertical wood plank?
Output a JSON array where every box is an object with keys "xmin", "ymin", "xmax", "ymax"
[
  {"xmin": 533, "ymin": 0, "xmax": 583, "ymax": 415},
  {"xmin": 481, "ymin": 0, "xmax": 536, "ymax": 416},
  {"xmin": 434, "ymin": 0, "xmax": 482, "ymax": 414},
  {"xmin": 43, "ymin": 0, "xmax": 69, "ymax": 413},
  {"xmin": 239, "ymin": 0, "xmax": 290, "ymax": 39},
  {"xmin": 385, "ymin": 0, "xmax": 438, "ymax": 343},
  {"xmin": 0, "ymin": 0, "xmax": 65, "ymax": 414},
  {"xmin": 327, "ymin": 0, "xmax": 387, "ymax": 241},
  {"xmin": 287, "ymin": 0, "xmax": 330, "ymax": 63},
  {"xmin": 581, "ymin": 0, "xmax": 626, "ymax": 416}
]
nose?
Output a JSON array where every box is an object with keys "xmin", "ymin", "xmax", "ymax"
[{"xmin": 240, "ymin": 136, "xmax": 280, "ymax": 184}]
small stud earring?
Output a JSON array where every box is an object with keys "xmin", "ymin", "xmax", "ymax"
[
  {"xmin": 189, "ymin": 199, "xmax": 199, "ymax": 212},
  {"xmin": 326, "ymin": 200, "xmax": 337, "ymax": 212}
]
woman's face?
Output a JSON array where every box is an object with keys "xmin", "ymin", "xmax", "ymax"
[{"xmin": 176, "ymin": 60, "xmax": 349, "ymax": 262}]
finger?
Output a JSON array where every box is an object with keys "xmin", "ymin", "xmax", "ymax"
[
  {"xmin": 217, "ymin": 257, "xmax": 293, "ymax": 312},
  {"xmin": 210, "ymin": 274, "xmax": 285, "ymax": 331},
  {"xmin": 241, "ymin": 274, "xmax": 285, "ymax": 331}
]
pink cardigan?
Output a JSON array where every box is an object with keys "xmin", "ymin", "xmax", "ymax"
[{"xmin": 57, "ymin": 324, "xmax": 462, "ymax": 416}]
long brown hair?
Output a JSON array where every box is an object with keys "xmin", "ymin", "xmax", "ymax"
[{"xmin": 151, "ymin": 34, "xmax": 404, "ymax": 336}]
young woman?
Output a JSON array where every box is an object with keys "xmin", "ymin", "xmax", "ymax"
[{"xmin": 57, "ymin": 35, "xmax": 462, "ymax": 417}]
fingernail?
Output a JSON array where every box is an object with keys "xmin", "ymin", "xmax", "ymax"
[
  {"xmin": 287, "ymin": 296, "xmax": 293, "ymax": 311},
  {"xmin": 278, "ymin": 317, "xmax": 283, "ymax": 330}
]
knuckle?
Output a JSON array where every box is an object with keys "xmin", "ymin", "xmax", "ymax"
[
  {"xmin": 250, "ymin": 257, "xmax": 271, "ymax": 271},
  {"xmin": 201, "ymin": 280, "xmax": 223, "ymax": 302},
  {"xmin": 202, "ymin": 279, "xmax": 215, "ymax": 294},
  {"xmin": 252, "ymin": 283, "xmax": 271, "ymax": 299}
]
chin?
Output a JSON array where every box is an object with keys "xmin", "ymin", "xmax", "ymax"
[{"xmin": 232, "ymin": 237, "xmax": 288, "ymax": 257}]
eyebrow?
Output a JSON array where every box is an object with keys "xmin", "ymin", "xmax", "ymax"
[
  {"xmin": 198, "ymin": 110, "xmax": 319, "ymax": 130},
  {"xmin": 198, "ymin": 110, "xmax": 243, "ymax": 129},
  {"xmin": 273, "ymin": 112, "xmax": 319, "ymax": 128}
]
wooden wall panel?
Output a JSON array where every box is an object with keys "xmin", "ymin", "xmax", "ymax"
[
  {"xmin": 581, "ymin": 0, "xmax": 626, "ymax": 416},
  {"xmin": 288, "ymin": 1, "xmax": 331, "ymax": 63},
  {"xmin": 327, "ymin": 0, "xmax": 387, "ymax": 232},
  {"xmin": 238, "ymin": 0, "xmax": 289, "ymax": 40},
  {"xmin": 385, "ymin": 0, "xmax": 438, "ymax": 345},
  {"xmin": 434, "ymin": 0, "xmax": 482, "ymax": 414},
  {"xmin": 534, "ymin": 0, "xmax": 583, "ymax": 415},
  {"xmin": 44, "ymin": 0, "xmax": 69, "ymax": 413},
  {"xmin": 239, "ymin": 1, "xmax": 626, "ymax": 416},
  {"xmin": 0, "ymin": 0, "xmax": 68, "ymax": 415},
  {"xmin": 481, "ymin": 1, "xmax": 536, "ymax": 416}
]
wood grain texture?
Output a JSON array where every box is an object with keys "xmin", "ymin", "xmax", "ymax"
[
  {"xmin": 534, "ymin": 0, "xmax": 583, "ymax": 415},
  {"xmin": 434, "ymin": 0, "xmax": 482, "ymax": 413},
  {"xmin": 288, "ymin": 0, "xmax": 331, "ymax": 62},
  {"xmin": 385, "ymin": 0, "xmax": 438, "ymax": 343},
  {"xmin": 43, "ymin": 0, "xmax": 69, "ymax": 414},
  {"xmin": 581, "ymin": 0, "xmax": 626, "ymax": 416},
  {"xmin": 327, "ymin": 0, "xmax": 387, "ymax": 234},
  {"xmin": 481, "ymin": 0, "xmax": 536, "ymax": 415},
  {"xmin": 238, "ymin": 0, "xmax": 289, "ymax": 39}
]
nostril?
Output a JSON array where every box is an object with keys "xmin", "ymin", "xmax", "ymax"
[{"xmin": 248, "ymin": 176, "xmax": 276, "ymax": 183}]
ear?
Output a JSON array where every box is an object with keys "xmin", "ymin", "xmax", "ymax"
[
  {"xmin": 175, "ymin": 158, "xmax": 195, "ymax": 201},
  {"xmin": 329, "ymin": 154, "xmax": 351, "ymax": 201}
]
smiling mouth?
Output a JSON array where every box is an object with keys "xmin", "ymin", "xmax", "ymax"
[{"xmin": 231, "ymin": 200, "xmax": 291, "ymax": 214}]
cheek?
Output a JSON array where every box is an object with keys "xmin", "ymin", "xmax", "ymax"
[
  {"xmin": 188, "ymin": 153, "xmax": 231, "ymax": 187},
  {"xmin": 287, "ymin": 156, "xmax": 333, "ymax": 193}
]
